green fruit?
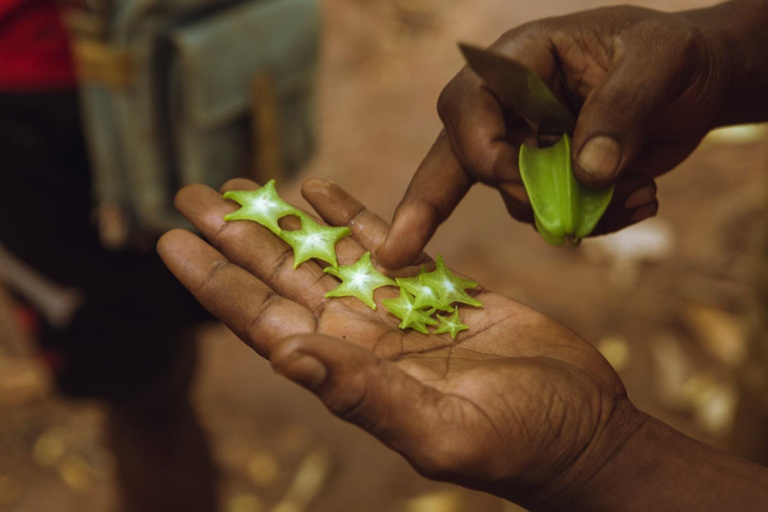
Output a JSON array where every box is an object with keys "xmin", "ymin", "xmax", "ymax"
[{"xmin": 518, "ymin": 134, "xmax": 614, "ymax": 246}]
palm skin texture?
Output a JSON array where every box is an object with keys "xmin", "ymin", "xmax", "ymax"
[{"xmin": 158, "ymin": 177, "xmax": 636, "ymax": 509}]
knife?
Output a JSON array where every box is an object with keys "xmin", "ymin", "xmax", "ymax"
[{"xmin": 458, "ymin": 43, "xmax": 575, "ymax": 147}]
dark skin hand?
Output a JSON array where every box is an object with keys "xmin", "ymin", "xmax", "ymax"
[
  {"xmin": 158, "ymin": 2, "xmax": 768, "ymax": 508},
  {"xmin": 160, "ymin": 178, "xmax": 768, "ymax": 511},
  {"xmin": 159, "ymin": 177, "xmax": 633, "ymax": 508},
  {"xmin": 376, "ymin": 4, "xmax": 740, "ymax": 269}
]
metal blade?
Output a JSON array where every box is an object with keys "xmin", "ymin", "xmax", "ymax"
[{"xmin": 459, "ymin": 43, "xmax": 575, "ymax": 144}]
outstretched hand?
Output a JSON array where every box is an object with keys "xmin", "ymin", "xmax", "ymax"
[{"xmin": 158, "ymin": 178, "xmax": 641, "ymax": 509}]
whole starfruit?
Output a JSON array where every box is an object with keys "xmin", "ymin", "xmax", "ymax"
[{"xmin": 518, "ymin": 134, "xmax": 614, "ymax": 246}]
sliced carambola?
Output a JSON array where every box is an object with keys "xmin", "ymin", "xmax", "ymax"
[
  {"xmin": 324, "ymin": 252, "xmax": 397, "ymax": 310},
  {"xmin": 417, "ymin": 255, "xmax": 482, "ymax": 309},
  {"xmin": 396, "ymin": 273, "xmax": 453, "ymax": 311},
  {"xmin": 434, "ymin": 308, "xmax": 469, "ymax": 339},
  {"xmin": 518, "ymin": 134, "xmax": 614, "ymax": 246},
  {"xmin": 382, "ymin": 288, "xmax": 438, "ymax": 334},
  {"xmin": 280, "ymin": 213, "xmax": 350, "ymax": 269},
  {"xmin": 222, "ymin": 179, "xmax": 300, "ymax": 235}
]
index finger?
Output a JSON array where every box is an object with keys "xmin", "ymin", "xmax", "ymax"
[{"xmin": 376, "ymin": 132, "xmax": 472, "ymax": 269}]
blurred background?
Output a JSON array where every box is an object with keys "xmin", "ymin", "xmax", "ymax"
[{"xmin": 1, "ymin": 0, "xmax": 767, "ymax": 511}]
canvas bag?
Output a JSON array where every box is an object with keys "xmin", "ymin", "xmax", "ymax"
[{"xmin": 69, "ymin": 0, "xmax": 319, "ymax": 247}]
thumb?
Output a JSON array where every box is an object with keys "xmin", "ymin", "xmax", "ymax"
[
  {"xmin": 270, "ymin": 334, "xmax": 447, "ymax": 459},
  {"xmin": 572, "ymin": 55, "xmax": 677, "ymax": 188}
]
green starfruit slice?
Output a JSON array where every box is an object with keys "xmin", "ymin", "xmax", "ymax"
[
  {"xmin": 417, "ymin": 255, "xmax": 482, "ymax": 309},
  {"xmin": 324, "ymin": 252, "xmax": 397, "ymax": 310},
  {"xmin": 434, "ymin": 308, "xmax": 469, "ymax": 339},
  {"xmin": 279, "ymin": 214, "xmax": 351, "ymax": 269},
  {"xmin": 223, "ymin": 179, "xmax": 300, "ymax": 235},
  {"xmin": 396, "ymin": 273, "xmax": 453, "ymax": 312},
  {"xmin": 382, "ymin": 288, "xmax": 438, "ymax": 334},
  {"xmin": 518, "ymin": 134, "xmax": 614, "ymax": 246}
]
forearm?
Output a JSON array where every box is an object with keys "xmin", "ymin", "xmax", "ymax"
[
  {"xmin": 547, "ymin": 407, "xmax": 768, "ymax": 511},
  {"xmin": 685, "ymin": 0, "xmax": 768, "ymax": 125}
]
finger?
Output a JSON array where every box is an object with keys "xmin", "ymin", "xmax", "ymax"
[
  {"xmin": 376, "ymin": 132, "xmax": 473, "ymax": 269},
  {"xmin": 223, "ymin": 178, "xmax": 375, "ymax": 272},
  {"xmin": 301, "ymin": 177, "xmax": 429, "ymax": 274},
  {"xmin": 497, "ymin": 183, "xmax": 535, "ymax": 226},
  {"xmin": 271, "ymin": 333, "xmax": 461, "ymax": 472},
  {"xmin": 592, "ymin": 201, "xmax": 659, "ymax": 236},
  {"xmin": 572, "ymin": 47, "xmax": 684, "ymax": 188},
  {"xmin": 175, "ymin": 181, "xmax": 337, "ymax": 317},
  {"xmin": 611, "ymin": 172, "xmax": 656, "ymax": 210},
  {"xmin": 631, "ymin": 139, "xmax": 702, "ymax": 179},
  {"xmin": 157, "ymin": 229, "xmax": 315, "ymax": 356},
  {"xmin": 437, "ymin": 68, "xmax": 523, "ymax": 186},
  {"xmin": 590, "ymin": 173, "xmax": 658, "ymax": 236}
]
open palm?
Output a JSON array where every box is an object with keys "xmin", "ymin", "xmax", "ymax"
[{"xmin": 159, "ymin": 177, "xmax": 635, "ymax": 508}]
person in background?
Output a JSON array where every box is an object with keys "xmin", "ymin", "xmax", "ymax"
[
  {"xmin": 159, "ymin": 0, "xmax": 768, "ymax": 510},
  {"xmin": 0, "ymin": 1, "xmax": 216, "ymax": 510}
]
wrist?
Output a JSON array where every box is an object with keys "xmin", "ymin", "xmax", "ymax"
[
  {"xmin": 519, "ymin": 397, "xmax": 648, "ymax": 512},
  {"xmin": 683, "ymin": 0, "xmax": 768, "ymax": 126},
  {"xmin": 527, "ymin": 399, "xmax": 768, "ymax": 512}
]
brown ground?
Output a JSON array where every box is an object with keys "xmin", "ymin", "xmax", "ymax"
[{"xmin": 2, "ymin": 0, "xmax": 767, "ymax": 511}]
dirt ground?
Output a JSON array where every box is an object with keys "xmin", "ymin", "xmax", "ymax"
[{"xmin": 2, "ymin": 0, "xmax": 768, "ymax": 511}]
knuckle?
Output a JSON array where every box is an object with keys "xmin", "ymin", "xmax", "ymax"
[
  {"xmin": 247, "ymin": 290, "xmax": 281, "ymax": 333},
  {"xmin": 195, "ymin": 259, "xmax": 230, "ymax": 296},
  {"xmin": 266, "ymin": 248, "xmax": 295, "ymax": 287},
  {"xmin": 488, "ymin": 145, "xmax": 516, "ymax": 183},
  {"xmin": 436, "ymin": 80, "xmax": 459, "ymax": 122},
  {"xmin": 498, "ymin": 19, "xmax": 543, "ymax": 44},
  {"xmin": 675, "ymin": 24, "xmax": 701, "ymax": 56},
  {"xmin": 324, "ymin": 372, "xmax": 371, "ymax": 424},
  {"xmin": 589, "ymin": 92, "xmax": 649, "ymax": 127},
  {"xmin": 631, "ymin": 17, "xmax": 703, "ymax": 70},
  {"xmin": 461, "ymin": 148, "xmax": 496, "ymax": 184},
  {"xmin": 296, "ymin": 271, "xmax": 329, "ymax": 318}
]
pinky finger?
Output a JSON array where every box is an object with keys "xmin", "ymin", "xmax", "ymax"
[{"xmin": 590, "ymin": 200, "xmax": 659, "ymax": 236}]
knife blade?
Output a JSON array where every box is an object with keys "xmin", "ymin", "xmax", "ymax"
[{"xmin": 459, "ymin": 43, "xmax": 575, "ymax": 146}]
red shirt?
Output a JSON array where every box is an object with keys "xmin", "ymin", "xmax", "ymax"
[{"xmin": 0, "ymin": 0, "xmax": 76, "ymax": 91}]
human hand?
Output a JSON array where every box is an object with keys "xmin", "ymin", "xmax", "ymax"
[
  {"xmin": 377, "ymin": 5, "xmax": 733, "ymax": 268},
  {"xmin": 158, "ymin": 178, "xmax": 642, "ymax": 509}
]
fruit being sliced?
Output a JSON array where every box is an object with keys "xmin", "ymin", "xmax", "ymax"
[
  {"xmin": 279, "ymin": 214, "xmax": 350, "ymax": 269},
  {"xmin": 518, "ymin": 134, "xmax": 614, "ymax": 246},
  {"xmin": 223, "ymin": 179, "xmax": 300, "ymax": 235},
  {"xmin": 382, "ymin": 288, "xmax": 438, "ymax": 334},
  {"xmin": 324, "ymin": 252, "xmax": 397, "ymax": 310}
]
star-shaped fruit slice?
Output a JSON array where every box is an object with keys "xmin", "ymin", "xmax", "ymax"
[
  {"xmin": 418, "ymin": 255, "xmax": 482, "ymax": 308},
  {"xmin": 434, "ymin": 308, "xmax": 469, "ymax": 339},
  {"xmin": 324, "ymin": 252, "xmax": 397, "ymax": 310},
  {"xmin": 279, "ymin": 214, "xmax": 351, "ymax": 269},
  {"xmin": 382, "ymin": 288, "xmax": 437, "ymax": 334},
  {"xmin": 396, "ymin": 274, "xmax": 453, "ymax": 312},
  {"xmin": 222, "ymin": 179, "xmax": 300, "ymax": 235}
]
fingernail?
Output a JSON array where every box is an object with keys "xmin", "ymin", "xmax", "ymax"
[
  {"xmin": 629, "ymin": 203, "xmax": 658, "ymax": 224},
  {"xmin": 624, "ymin": 186, "xmax": 656, "ymax": 209},
  {"xmin": 275, "ymin": 352, "xmax": 327, "ymax": 389},
  {"xmin": 577, "ymin": 136, "xmax": 622, "ymax": 179}
]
